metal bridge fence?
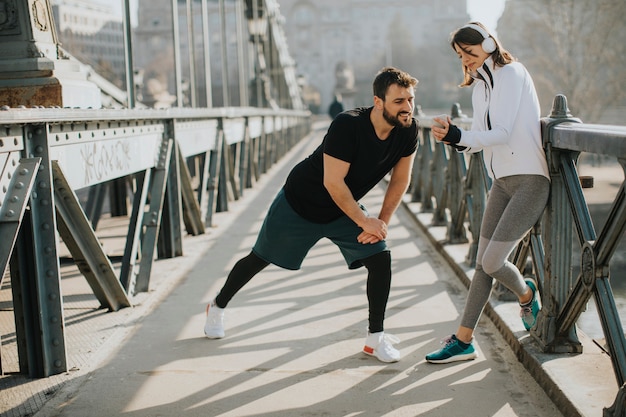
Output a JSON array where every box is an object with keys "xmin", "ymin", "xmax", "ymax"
[
  {"xmin": 413, "ymin": 94, "xmax": 626, "ymax": 415},
  {"xmin": 2, "ymin": 93, "xmax": 625, "ymax": 413},
  {"xmin": 0, "ymin": 106, "xmax": 310, "ymax": 378}
]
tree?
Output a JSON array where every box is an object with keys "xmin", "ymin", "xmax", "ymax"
[{"xmin": 498, "ymin": 0, "xmax": 626, "ymax": 123}]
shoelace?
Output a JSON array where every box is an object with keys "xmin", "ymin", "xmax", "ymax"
[
  {"xmin": 377, "ymin": 334, "xmax": 400, "ymax": 355},
  {"xmin": 381, "ymin": 334, "xmax": 400, "ymax": 345},
  {"xmin": 440, "ymin": 336, "xmax": 455, "ymax": 347}
]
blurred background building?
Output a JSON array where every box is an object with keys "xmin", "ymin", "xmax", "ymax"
[
  {"xmin": 51, "ymin": 0, "xmax": 126, "ymax": 88},
  {"xmin": 51, "ymin": 0, "xmax": 473, "ymax": 113},
  {"xmin": 49, "ymin": 0, "xmax": 626, "ymax": 122},
  {"xmin": 277, "ymin": 0, "xmax": 470, "ymax": 112}
]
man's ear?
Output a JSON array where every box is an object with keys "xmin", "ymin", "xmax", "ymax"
[{"xmin": 373, "ymin": 95, "xmax": 384, "ymax": 109}]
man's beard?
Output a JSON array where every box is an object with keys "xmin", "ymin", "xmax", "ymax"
[{"xmin": 383, "ymin": 107, "xmax": 412, "ymax": 128}]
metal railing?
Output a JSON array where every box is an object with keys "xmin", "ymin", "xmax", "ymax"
[
  {"xmin": 3, "ymin": 92, "xmax": 624, "ymax": 412},
  {"xmin": 0, "ymin": 106, "xmax": 310, "ymax": 377},
  {"xmin": 413, "ymin": 94, "xmax": 626, "ymax": 416}
]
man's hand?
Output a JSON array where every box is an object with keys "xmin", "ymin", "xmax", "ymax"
[
  {"xmin": 357, "ymin": 231, "xmax": 381, "ymax": 244},
  {"xmin": 357, "ymin": 217, "xmax": 387, "ymax": 244}
]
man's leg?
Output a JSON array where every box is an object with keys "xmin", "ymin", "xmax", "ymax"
[
  {"xmin": 205, "ymin": 252, "xmax": 269, "ymax": 338},
  {"xmin": 205, "ymin": 189, "xmax": 319, "ymax": 338},
  {"xmin": 360, "ymin": 250, "xmax": 399, "ymax": 363},
  {"xmin": 361, "ymin": 251, "xmax": 392, "ymax": 333},
  {"xmin": 215, "ymin": 251, "xmax": 270, "ymax": 308},
  {"xmin": 205, "ymin": 252, "xmax": 269, "ymax": 339},
  {"xmin": 326, "ymin": 213, "xmax": 398, "ymax": 362}
]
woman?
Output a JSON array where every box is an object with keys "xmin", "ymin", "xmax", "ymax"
[{"xmin": 426, "ymin": 22, "xmax": 550, "ymax": 363}]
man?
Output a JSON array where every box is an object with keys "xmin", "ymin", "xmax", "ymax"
[
  {"xmin": 204, "ymin": 67, "xmax": 418, "ymax": 363},
  {"xmin": 328, "ymin": 93, "xmax": 345, "ymax": 119}
]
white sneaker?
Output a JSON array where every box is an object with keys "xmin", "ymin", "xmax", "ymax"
[
  {"xmin": 204, "ymin": 301, "xmax": 225, "ymax": 339},
  {"xmin": 363, "ymin": 331, "xmax": 400, "ymax": 363}
]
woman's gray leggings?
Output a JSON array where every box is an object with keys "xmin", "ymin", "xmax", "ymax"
[{"xmin": 460, "ymin": 174, "xmax": 550, "ymax": 331}]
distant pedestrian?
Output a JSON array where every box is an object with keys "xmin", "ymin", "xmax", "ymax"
[
  {"xmin": 426, "ymin": 22, "xmax": 550, "ymax": 364},
  {"xmin": 328, "ymin": 93, "xmax": 344, "ymax": 119},
  {"xmin": 204, "ymin": 67, "xmax": 419, "ymax": 363}
]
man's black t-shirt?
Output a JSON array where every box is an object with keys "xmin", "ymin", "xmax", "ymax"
[{"xmin": 283, "ymin": 106, "xmax": 418, "ymax": 223}]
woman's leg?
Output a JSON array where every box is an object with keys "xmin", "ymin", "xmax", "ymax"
[
  {"xmin": 481, "ymin": 176, "xmax": 549, "ymax": 297},
  {"xmin": 456, "ymin": 180, "xmax": 509, "ymax": 341},
  {"xmin": 457, "ymin": 175, "xmax": 549, "ymax": 341}
]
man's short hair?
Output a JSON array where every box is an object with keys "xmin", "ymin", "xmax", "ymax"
[{"xmin": 373, "ymin": 67, "xmax": 418, "ymax": 101}]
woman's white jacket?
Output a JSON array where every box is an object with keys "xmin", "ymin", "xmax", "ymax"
[{"xmin": 456, "ymin": 57, "xmax": 550, "ymax": 181}]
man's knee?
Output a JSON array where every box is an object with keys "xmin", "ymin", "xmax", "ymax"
[{"xmin": 361, "ymin": 250, "xmax": 391, "ymax": 272}]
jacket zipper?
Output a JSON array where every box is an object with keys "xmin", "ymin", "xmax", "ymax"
[{"xmin": 480, "ymin": 64, "xmax": 496, "ymax": 178}]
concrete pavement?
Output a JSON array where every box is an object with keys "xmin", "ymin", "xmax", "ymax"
[{"xmin": 1, "ymin": 119, "xmax": 613, "ymax": 416}]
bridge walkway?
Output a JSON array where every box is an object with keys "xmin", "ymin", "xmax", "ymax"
[{"xmin": 0, "ymin": 119, "xmax": 613, "ymax": 417}]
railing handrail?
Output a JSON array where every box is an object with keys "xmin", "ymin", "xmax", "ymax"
[
  {"xmin": 550, "ymin": 122, "xmax": 626, "ymax": 156},
  {"xmin": 0, "ymin": 106, "xmax": 310, "ymax": 124}
]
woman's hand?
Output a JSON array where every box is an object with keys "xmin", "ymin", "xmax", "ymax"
[
  {"xmin": 433, "ymin": 115, "xmax": 462, "ymax": 145},
  {"xmin": 432, "ymin": 115, "xmax": 450, "ymax": 142}
]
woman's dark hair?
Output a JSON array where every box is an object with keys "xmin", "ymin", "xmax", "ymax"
[
  {"xmin": 450, "ymin": 22, "xmax": 515, "ymax": 87},
  {"xmin": 372, "ymin": 67, "xmax": 418, "ymax": 100}
]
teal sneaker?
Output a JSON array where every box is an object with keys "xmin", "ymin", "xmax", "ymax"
[
  {"xmin": 520, "ymin": 278, "xmax": 541, "ymax": 330},
  {"xmin": 425, "ymin": 335, "xmax": 477, "ymax": 364}
]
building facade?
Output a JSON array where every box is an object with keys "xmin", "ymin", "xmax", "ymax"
[{"xmin": 51, "ymin": 0, "xmax": 126, "ymax": 88}]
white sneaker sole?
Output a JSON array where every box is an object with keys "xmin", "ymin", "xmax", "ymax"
[{"xmin": 363, "ymin": 345, "xmax": 400, "ymax": 363}]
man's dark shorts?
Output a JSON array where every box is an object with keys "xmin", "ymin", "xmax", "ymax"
[{"xmin": 253, "ymin": 189, "xmax": 389, "ymax": 270}]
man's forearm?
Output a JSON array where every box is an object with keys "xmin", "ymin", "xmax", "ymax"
[
  {"xmin": 325, "ymin": 179, "xmax": 388, "ymax": 241},
  {"xmin": 378, "ymin": 177, "xmax": 410, "ymax": 224},
  {"xmin": 325, "ymin": 180, "xmax": 369, "ymax": 227}
]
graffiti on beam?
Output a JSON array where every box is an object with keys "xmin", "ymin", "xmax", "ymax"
[
  {"xmin": 49, "ymin": 135, "xmax": 161, "ymax": 190},
  {"xmin": 81, "ymin": 140, "xmax": 132, "ymax": 185}
]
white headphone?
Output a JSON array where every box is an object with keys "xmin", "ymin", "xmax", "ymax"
[{"xmin": 463, "ymin": 23, "xmax": 496, "ymax": 53}]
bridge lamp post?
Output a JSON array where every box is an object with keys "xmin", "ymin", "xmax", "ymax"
[{"xmin": 246, "ymin": 0, "xmax": 269, "ymax": 108}]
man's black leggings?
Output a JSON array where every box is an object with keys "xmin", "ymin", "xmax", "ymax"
[
  {"xmin": 362, "ymin": 250, "xmax": 392, "ymax": 333},
  {"xmin": 214, "ymin": 250, "xmax": 392, "ymax": 333},
  {"xmin": 214, "ymin": 252, "xmax": 269, "ymax": 308}
]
